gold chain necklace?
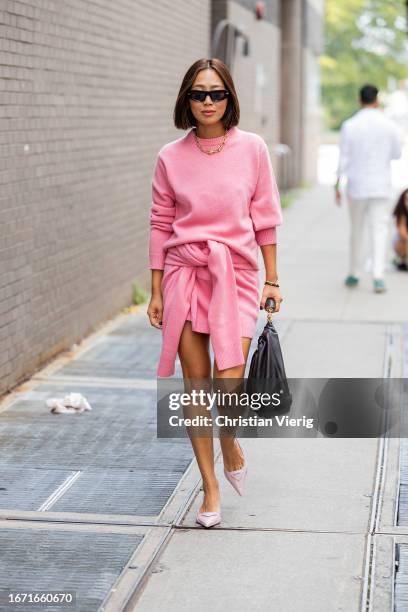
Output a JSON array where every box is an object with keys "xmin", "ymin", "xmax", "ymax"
[{"xmin": 194, "ymin": 128, "xmax": 229, "ymax": 155}]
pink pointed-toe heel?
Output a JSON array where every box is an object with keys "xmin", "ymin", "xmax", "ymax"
[
  {"xmin": 196, "ymin": 509, "xmax": 221, "ymax": 528},
  {"xmin": 223, "ymin": 438, "xmax": 247, "ymax": 496}
]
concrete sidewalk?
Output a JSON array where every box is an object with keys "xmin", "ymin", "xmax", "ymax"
[{"xmin": 0, "ymin": 184, "xmax": 406, "ymax": 612}]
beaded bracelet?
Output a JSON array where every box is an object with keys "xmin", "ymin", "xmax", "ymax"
[{"xmin": 264, "ymin": 280, "xmax": 280, "ymax": 287}]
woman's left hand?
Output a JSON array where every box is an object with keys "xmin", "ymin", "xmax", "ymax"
[{"xmin": 260, "ymin": 284, "xmax": 283, "ymax": 313}]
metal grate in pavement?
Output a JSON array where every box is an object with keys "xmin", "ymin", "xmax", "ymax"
[
  {"xmin": 50, "ymin": 469, "xmax": 186, "ymax": 516},
  {"xmin": 0, "ymin": 528, "xmax": 142, "ymax": 612},
  {"xmin": 0, "ymin": 385, "xmax": 192, "ymax": 471},
  {"xmin": 0, "ymin": 468, "xmax": 73, "ymax": 511},
  {"xmin": 395, "ymin": 544, "xmax": 408, "ymax": 611},
  {"xmin": 398, "ymin": 480, "xmax": 408, "ymax": 526},
  {"xmin": 0, "ymin": 467, "xmax": 187, "ymax": 516},
  {"xmin": 397, "ymin": 326, "xmax": 408, "ymax": 526},
  {"xmin": 399, "ymin": 438, "xmax": 408, "ymax": 484},
  {"xmin": 0, "ymin": 383, "xmax": 192, "ymax": 515},
  {"xmin": 54, "ymin": 335, "xmax": 164, "ymax": 379},
  {"xmin": 54, "ymin": 317, "xmax": 175, "ymax": 379}
]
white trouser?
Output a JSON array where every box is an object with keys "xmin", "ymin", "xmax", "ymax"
[{"xmin": 347, "ymin": 197, "xmax": 391, "ymax": 280}]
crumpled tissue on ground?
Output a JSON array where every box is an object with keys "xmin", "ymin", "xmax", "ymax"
[{"xmin": 46, "ymin": 392, "xmax": 92, "ymax": 414}]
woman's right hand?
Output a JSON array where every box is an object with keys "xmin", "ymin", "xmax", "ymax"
[{"xmin": 147, "ymin": 293, "xmax": 163, "ymax": 329}]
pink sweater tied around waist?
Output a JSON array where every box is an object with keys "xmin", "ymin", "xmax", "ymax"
[{"xmin": 158, "ymin": 240, "xmax": 251, "ymax": 377}]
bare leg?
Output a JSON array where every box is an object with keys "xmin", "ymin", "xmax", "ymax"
[
  {"xmin": 178, "ymin": 321, "xmax": 220, "ymax": 513},
  {"xmin": 213, "ymin": 337, "xmax": 252, "ymax": 472}
]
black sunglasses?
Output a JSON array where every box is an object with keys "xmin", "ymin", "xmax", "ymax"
[{"xmin": 187, "ymin": 89, "xmax": 229, "ymax": 103}]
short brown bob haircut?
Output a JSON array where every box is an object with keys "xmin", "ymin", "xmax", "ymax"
[{"xmin": 174, "ymin": 58, "xmax": 240, "ymax": 130}]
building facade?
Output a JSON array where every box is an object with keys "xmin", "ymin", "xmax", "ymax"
[
  {"xmin": 213, "ymin": 0, "xmax": 324, "ymax": 188},
  {"xmin": 0, "ymin": 0, "xmax": 323, "ymax": 394}
]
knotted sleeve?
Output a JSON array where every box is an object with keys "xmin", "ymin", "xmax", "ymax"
[
  {"xmin": 149, "ymin": 154, "xmax": 176, "ymax": 270},
  {"xmin": 250, "ymin": 138, "xmax": 282, "ymax": 246}
]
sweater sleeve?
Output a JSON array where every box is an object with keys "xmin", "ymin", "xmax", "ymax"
[
  {"xmin": 149, "ymin": 153, "xmax": 176, "ymax": 270},
  {"xmin": 250, "ymin": 138, "xmax": 282, "ymax": 246}
]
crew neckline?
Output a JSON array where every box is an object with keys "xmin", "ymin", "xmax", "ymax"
[{"xmin": 191, "ymin": 125, "xmax": 238, "ymax": 145}]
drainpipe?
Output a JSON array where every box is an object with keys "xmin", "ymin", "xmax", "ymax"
[{"xmin": 212, "ymin": 19, "xmax": 250, "ymax": 69}]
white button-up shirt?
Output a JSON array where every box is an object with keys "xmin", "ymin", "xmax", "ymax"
[{"xmin": 337, "ymin": 107, "xmax": 402, "ymax": 199}]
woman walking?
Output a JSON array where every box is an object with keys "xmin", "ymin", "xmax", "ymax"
[{"xmin": 147, "ymin": 58, "xmax": 283, "ymax": 528}]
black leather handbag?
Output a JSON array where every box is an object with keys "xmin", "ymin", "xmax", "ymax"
[{"xmin": 246, "ymin": 297, "xmax": 292, "ymax": 415}]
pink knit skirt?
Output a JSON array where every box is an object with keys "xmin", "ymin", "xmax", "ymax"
[{"xmin": 163, "ymin": 241, "xmax": 260, "ymax": 340}]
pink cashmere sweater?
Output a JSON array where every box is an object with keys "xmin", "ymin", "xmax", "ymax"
[{"xmin": 149, "ymin": 125, "xmax": 282, "ymax": 270}]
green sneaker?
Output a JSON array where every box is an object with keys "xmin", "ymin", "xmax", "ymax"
[
  {"xmin": 373, "ymin": 279, "xmax": 386, "ymax": 293},
  {"xmin": 344, "ymin": 275, "xmax": 359, "ymax": 287}
]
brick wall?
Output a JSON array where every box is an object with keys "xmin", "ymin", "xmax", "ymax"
[{"xmin": 0, "ymin": 0, "xmax": 210, "ymax": 394}]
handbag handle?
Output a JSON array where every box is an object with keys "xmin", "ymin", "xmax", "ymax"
[{"xmin": 265, "ymin": 297, "xmax": 276, "ymax": 323}]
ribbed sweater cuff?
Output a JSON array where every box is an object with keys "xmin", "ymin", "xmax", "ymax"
[
  {"xmin": 255, "ymin": 227, "xmax": 277, "ymax": 246},
  {"xmin": 149, "ymin": 252, "xmax": 165, "ymax": 270}
]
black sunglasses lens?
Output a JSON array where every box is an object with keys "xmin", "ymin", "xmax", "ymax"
[
  {"xmin": 189, "ymin": 90, "xmax": 228, "ymax": 102},
  {"xmin": 190, "ymin": 91, "xmax": 206, "ymax": 102},
  {"xmin": 211, "ymin": 90, "xmax": 228, "ymax": 101}
]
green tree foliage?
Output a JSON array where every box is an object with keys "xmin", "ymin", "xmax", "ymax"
[{"xmin": 321, "ymin": 0, "xmax": 408, "ymax": 129}]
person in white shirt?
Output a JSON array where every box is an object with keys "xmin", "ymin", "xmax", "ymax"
[{"xmin": 335, "ymin": 84, "xmax": 402, "ymax": 293}]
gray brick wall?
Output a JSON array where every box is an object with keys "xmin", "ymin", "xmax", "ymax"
[{"xmin": 0, "ymin": 0, "xmax": 211, "ymax": 394}]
